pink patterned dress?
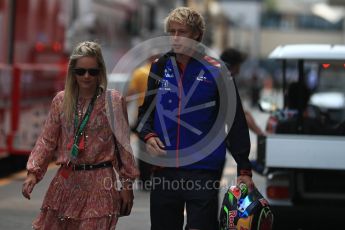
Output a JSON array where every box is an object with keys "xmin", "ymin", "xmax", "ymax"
[{"xmin": 27, "ymin": 90, "xmax": 139, "ymax": 230}]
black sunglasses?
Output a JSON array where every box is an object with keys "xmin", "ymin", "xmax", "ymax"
[{"xmin": 73, "ymin": 68, "xmax": 100, "ymax": 76}]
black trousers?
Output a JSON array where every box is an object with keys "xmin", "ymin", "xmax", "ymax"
[{"xmin": 150, "ymin": 168, "xmax": 220, "ymax": 230}]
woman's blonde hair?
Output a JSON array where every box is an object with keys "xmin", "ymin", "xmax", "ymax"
[
  {"xmin": 63, "ymin": 41, "xmax": 107, "ymax": 122},
  {"xmin": 164, "ymin": 7, "xmax": 205, "ymax": 42}
]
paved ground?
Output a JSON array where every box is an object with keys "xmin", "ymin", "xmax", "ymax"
[{"xmin": 0, "ymin": 157, "xmax": 255, "ymax": 229}]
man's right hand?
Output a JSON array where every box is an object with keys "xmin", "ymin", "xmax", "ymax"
[{"xmin": 146, "ymin": 137, "xmax": 166, "ymax": 156}]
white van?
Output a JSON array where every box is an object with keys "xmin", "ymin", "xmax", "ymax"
[{"xmin": 257, "ymin": 44, "xmax": 345, "ymax": 230}]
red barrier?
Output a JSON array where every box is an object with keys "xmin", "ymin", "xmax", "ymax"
[
  {"xmin": 0, "ymin": 63, "xmax": 66, "ymax": 156},
  {"xmin": 0, "ymin": 64, "xmax": 11, "ymax": 157}
]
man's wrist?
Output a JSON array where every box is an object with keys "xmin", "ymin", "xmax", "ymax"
[
  {"xmin": 239, "ymin": 169, "xmax": 252, "ymax": 177},
  {"xmin": 144, "ymin": 133, "xmax": 158, "ymax": 142}
]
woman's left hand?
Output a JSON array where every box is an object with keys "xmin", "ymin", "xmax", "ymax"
[{"xmin": 119, "ymin": 182, "xmax": 134, "ymax": 216}]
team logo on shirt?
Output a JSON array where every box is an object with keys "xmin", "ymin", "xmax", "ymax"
[
  {"xmin": 196, "ymin": 75, "xmax": 207, "ymax": 81},
  {"xmin": 159, "ymin": 79, "xmax": 171, "ymax": 91},
  {"xmin": 164, "ymin": 68, "xmax": 174, "ymax": 78},
  {"xmin": 196, "ymin": 71, "xmax": 212, "ymax": 84}
]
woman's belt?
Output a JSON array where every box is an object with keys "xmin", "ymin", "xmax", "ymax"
[{"xmin": 68, "ymin": 161, "xmax": 113, "ymax": 171}]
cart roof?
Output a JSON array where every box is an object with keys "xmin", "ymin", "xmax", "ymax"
[{"xmin": 268, "ymin": 44, "xmax": 345, "ymax": 60}]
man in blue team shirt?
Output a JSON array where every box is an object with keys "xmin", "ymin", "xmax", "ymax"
[{"xmin": 137, "ymin": 7, "xmax": 255, "ymax": 230}]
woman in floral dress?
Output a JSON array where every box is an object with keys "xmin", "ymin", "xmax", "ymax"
[{"xmin": 22, "ymin": 41, "xmax": 139, "ymax": 230}]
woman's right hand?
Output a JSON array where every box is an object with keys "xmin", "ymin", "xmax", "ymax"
[{"xmin": 22, "ymin": 173, "xmax": 37, "ymax": 200}]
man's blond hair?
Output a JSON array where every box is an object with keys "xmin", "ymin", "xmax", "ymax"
[{"xmin": 164, "ymin": 7, "xmax": 205, "ymax": 42}]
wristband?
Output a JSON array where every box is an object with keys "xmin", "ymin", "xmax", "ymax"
[{"xmin": 144, "ymin": 133, "xmax": 158, "ymax": 142}]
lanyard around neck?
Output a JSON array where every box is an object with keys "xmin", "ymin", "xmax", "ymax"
[{"xmin": 70, "ymin": 90, "xmax": 98, "ymax": 159}]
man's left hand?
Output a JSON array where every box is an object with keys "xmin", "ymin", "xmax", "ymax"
[{"xmin": 237, "ymin": 175, "xmax": 255, "ymax": 192}]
